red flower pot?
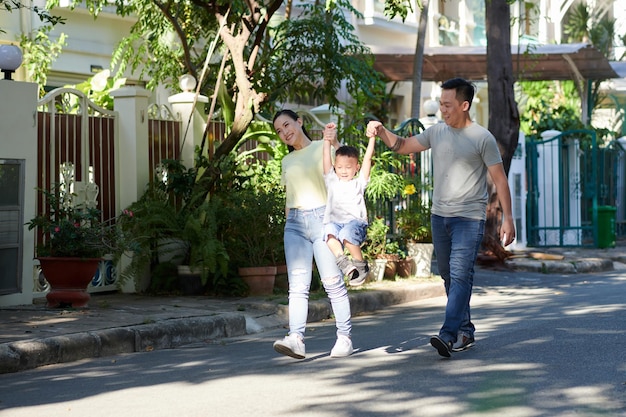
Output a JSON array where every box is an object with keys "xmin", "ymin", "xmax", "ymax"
[{"xmin": 38, "ymin": 257, "xmax": 101, "ymax": 308}]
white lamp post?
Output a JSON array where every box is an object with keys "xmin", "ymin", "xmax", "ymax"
[{"xmin": 0, "ymin": 44, "xmax": 23, "ymax": 80}]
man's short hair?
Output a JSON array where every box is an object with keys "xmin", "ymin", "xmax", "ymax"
[{"xmin": 441, "ymin": 77, "xmax": 476, "ymax": 109}]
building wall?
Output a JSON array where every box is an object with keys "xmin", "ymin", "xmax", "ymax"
[
  {"xmin": 0, "ymin": 81, "xmax": 38, "ymax": 306},
  {"xmin": 0, "ymin": 3, "xmax": 135, "ymax": 86}
]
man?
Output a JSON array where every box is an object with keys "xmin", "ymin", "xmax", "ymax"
[{"xmin": 366, "ymin": 77, "xmax": 515, "ymax": 357}]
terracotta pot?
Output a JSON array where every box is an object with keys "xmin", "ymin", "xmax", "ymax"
[
  {"xmin": 238, "ymin": 266, "xmax": 277, "ymax": 296},
  {"xmin": 380, "ymin": 255, "xmax": 400, "ymax": 279},
  {"xmin": 396, "ymin": 258, "xmax": 415, "ymax": 277},
  {"xmin": 38, "ymin": 257, "xmax": 101, "ymax": 308},
  {"xmin": 384, "ymin": 260, "xmax": 397, "ymax": 279}
]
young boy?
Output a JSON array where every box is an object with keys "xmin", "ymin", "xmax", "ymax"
[{"xmin": 322, "ymin": 123, "xmax": 376, "ymax": 286}]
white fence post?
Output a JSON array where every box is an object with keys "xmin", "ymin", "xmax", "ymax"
[
  {"xmin": 508, "ymin": 132, "xmax": 527, "ymax": 249},
  {"xmin": 167, "ymin": 77, "xmax": 208, "ymax": 169},
  {"xmin": 110, "ymin": 87, "xmax": 152, "ymax": 293},
  {"xmin": 110, "ymin": 87, "xmax": 152, "ymax": 211}
]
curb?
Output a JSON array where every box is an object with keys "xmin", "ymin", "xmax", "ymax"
[
  {"xmin": 505, "ymin": 257, "xmax": 614, "ymax": 274},
  {"xmin": 0, "ymin": 313, "xmax": 246, "ymax": 374},
  {"xmin": 0, "ymin": 282, "xmax": 445, "ymax": 374}
]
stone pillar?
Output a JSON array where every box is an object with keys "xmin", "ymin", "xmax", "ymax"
[
  {"xmin": 109, "ymin": 87, "xmax": 152, "ymax": 293},
  {"xmin": 110, "ymin": 87, "xmax": 152, "ymax": 211},
  {"xmin": 0, "ymin": 80, "xmax": 38, "ymax": 306},
  {"xmin": 168, "ymin": 75, "xmax": 208, "ymax": 169}
]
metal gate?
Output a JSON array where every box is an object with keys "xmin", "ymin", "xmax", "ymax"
[
  {"xmin": 526, "ymin": 129, "xmax": 626, "ymax": 247},
  {"xmin": 599, "ymin": 138, "xmax": 626, "ymax": 239},
  {"xmin": 36, "ymin": 88, "xmax": 119, "ymax": 293}
]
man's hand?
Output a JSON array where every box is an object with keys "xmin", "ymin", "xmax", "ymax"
[
  {"xmin": 323, "ymin": 123, "xmax": 337, "ymax": 142},
  {"xmin": 500, "ymin": 218, "xmax": 516, "ymax": 247},
  {"xmin": 366, "ymin": 120, "xmax": 383, "ymax": 138}
]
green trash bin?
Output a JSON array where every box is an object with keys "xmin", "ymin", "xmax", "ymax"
[{"xmin": 597, "ymin": 206, "xmax": 617, "ymax": 248}]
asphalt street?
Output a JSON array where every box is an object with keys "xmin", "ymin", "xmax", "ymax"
[{"xmin": 1, "ymin": 267, "xmax": 624, "ymax": 417}]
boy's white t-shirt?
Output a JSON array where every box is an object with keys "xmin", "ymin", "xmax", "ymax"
[{"xmin": 323, "ymin": 168, "xmax": 369, "ymax": 224}]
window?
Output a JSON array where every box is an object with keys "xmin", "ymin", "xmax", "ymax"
[
  {"xmin": 0, "ymin": 160, "xmax": 24, "ymax": 295},
  {"xmin": 513, "ymin": 173, "xmax": 523, "ymax": 239}
]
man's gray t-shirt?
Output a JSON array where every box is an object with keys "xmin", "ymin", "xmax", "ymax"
[{"xmin": 416, "ymin": 122, "xmax": 502, "ymax": 220}]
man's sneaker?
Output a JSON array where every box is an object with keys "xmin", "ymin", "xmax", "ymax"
[
  {"xmin": 330, "ymin": 334, "xmax": 353, "ymax": 358},
  {"xmin": 336, "ymin": 255, "xmax": 356, "ymax": 277},
  {"xmin": 349, "ymin": 260, "xmax": 369, "ymax": 287},
  {"xmin": 273, "ymin": 333, "xmax": 305, "ymax": 359},
  {"xmin": 452, "ymin": 335, "xmax": 475, "ymax": 352},
  {"xmin": 430, "ymin": 335, "xmax": 452, "ymax": 358}
]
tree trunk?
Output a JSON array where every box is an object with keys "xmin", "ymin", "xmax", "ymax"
[
  {"xmin": 485, "ymin": 0, "xmax": 520, "ymax": 261},
  {"xmin": 411, "ymin": 0, "xmax": 429, "ymax": 118},
  {"xmin": 285, "ymin": 0, "xmax": 293, "ymax": 19}
]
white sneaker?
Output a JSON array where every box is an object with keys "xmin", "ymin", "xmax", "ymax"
[
  {"xmin": 273, "ymin": 333, "xmax": 305, "ymax": 359},
  {"xmin": 451, "ymin": 335, "xmax": 475, "ymax": 352},
  {"xmin": 330, "ymin": 334, "xmax": 353, "ymax": 358}
]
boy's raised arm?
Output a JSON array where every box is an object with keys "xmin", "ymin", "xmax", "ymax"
[
  {"xmin": 322, "ymin": 123, "xmax": 337, "ymax": 175},
  {"xmin": 360, "ymin": 133, "xmax": 376, "ymax": 181}
]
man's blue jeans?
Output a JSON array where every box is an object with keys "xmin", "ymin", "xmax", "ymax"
[
  {"xmin": 431, "ymin": 214, "xmax": 484, "ymax": 344},
  {"xmin": 284, "ymin": 207, "xmax": 352, "ymax": 339}
]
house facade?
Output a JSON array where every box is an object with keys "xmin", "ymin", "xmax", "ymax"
[{"xmin": 2, "ymin": 1, "xmax": 625, "ymax": 120}]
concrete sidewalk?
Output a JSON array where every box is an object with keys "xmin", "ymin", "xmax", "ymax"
[
  {"xmin": 1, "ymin": 245, "xmax": 624, "ymax": 374},
  {"xmin": 0, "ymin": 278, "xmax": 445, "ymax": 374}
]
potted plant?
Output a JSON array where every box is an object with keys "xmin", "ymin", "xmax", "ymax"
[
  {"xmin": 222, "ymin": 183, "xmax": 285, "ymax": 295},
  {"xmin": 382, "ymin": 239, "xmax": 414, "ymax": 278},
  {"xmin": 396, "ymin": 190, "xmax": 434, "ymax": 278},
  {"xmin": 117, "ymin": 158, "xmax": 233, "ymax": 296},
  {"xmin": 178, "ymin": 198, "xmax": 230, "ymax": 295},
  {"xmin": 380, "ymin": 239, "xmax": 402, "ymax": 279},
  {"xmin": 362, "ymin": 217, "xmax": 390, "ymax": 282},
  {"xmin": 115, "ymin": 185, "xmax": 185, "ymax": 291},
  {"xmin": 27, "ymin": 184, "xmax": 136, "ymax": 308}
]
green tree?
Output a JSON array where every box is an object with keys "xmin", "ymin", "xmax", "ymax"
[
  {"xmin": 19, "ymin": 26, "xmax": 66, "ymax": 97},
  {"xmin": 0, "ymin": 0, "xmax": 64, "ymax": 33},
  {"xmin": 48, "ymin": 0, "xmax": 387, "ymax": 206},
  {"xmin": 519, "ymin": 80, "xmax": 583, "ymax": 141},
  {"xmin": 563, "ymin": 2, "xmax": 619, "ymax": 121}
]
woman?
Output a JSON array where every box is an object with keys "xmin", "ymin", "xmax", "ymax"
[{"xmin": 272, "ymin": 109, "xmax": 353, "ymax": 359}]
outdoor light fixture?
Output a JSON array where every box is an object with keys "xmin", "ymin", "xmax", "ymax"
[
  {"xmin": 179, "ymin": 73, "xmax": 197, "ymax": 92},
  {"xmin": 423, "ymin": 99, "xmax": 439, "ymax": 116},
  {"xmin": 0, "ymin": 44, "xmax": 23, "ymax": 80}
]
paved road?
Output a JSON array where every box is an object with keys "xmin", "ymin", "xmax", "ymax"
[{"xmin": 1, "ymin": 268, "xmax": 624, "ymax": 417}]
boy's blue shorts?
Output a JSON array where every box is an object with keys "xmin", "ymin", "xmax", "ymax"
[{"xmin": 323, "ymin": 220, "xmax": 368, "ymax": 246}]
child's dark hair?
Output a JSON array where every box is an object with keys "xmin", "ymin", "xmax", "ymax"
[
  {"xmin": 273, "ymin": 109, "xmax": 310, "ymax": 152},
  {"xmin": 335, "ymin": 145, "xmax": 359, "ymax": 161}
]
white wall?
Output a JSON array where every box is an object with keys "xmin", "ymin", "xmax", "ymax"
[
  {"xmin": 0, "ymin": 4, "xmax": 135, "ymax": 86},
  {"xmin": 38, "ymin": 7, "xmax": 135, "ymax": 86},
  {"xmin": 0, "ymin": 81, "xmax": 39, "ymax": 306}
]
